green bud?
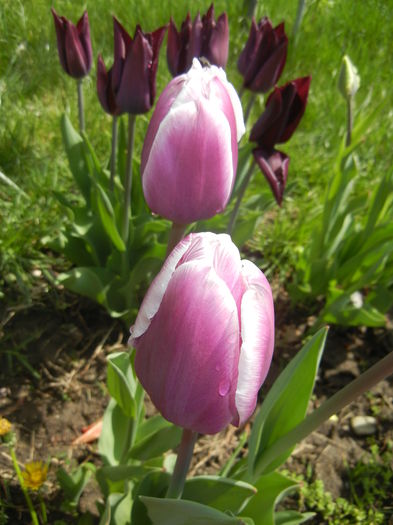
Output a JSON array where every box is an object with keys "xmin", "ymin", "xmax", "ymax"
[{"xmin": 338, "ymin": 55, "xmax": 360, "ymax": 99}]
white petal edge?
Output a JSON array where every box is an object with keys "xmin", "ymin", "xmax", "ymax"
[
  {"xmin": 129, "ymin": 235, "xmax": 193, "ymax": 342},
  {"xmin": 235, "ymin": 260, "xmax": 275, "ymax": 425}
]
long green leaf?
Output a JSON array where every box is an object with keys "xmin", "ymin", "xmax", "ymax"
[
  {"xmin": 107, "ymin": 352, "xmax": 137, "ymax": 418},
  {"xmin": 248, "ymin": 329, "xmax": 328, "ymax": 478}
]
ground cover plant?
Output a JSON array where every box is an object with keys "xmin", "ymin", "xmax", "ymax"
[{"xmin": 0, "ymin": 0, "xmax": 393, "ymax": 523}]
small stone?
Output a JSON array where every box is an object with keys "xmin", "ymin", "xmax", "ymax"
[{"xmin": 350, "ymin": 415, "xmax": 377, "ymax": 436}]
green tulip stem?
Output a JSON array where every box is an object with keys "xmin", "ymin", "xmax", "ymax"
[
  {"xmin": 76, "ymin": 79, "xmax": 85, "ymax": 133},
  {"xmin": 122, "ymin": 113, "xmax": 137, "ymax": 244},
  {"xmin": 346, "ymin": 96, "xmax": 354, "ymax": 147},
  {"xmin": 227, "ymin": 159, "xmax": 255, "ymax": 235},
  {"xmin": 110, "ymin": 115, "xmax": 118, "ymax": 192},
  {"xmin": 255, "ymin": 350, "xmax": 393, "ymax": 476},
  {"xmin": 9, "ymin": 446, "xmax": 39, "ymax": 525},
  {"xmin": 166, "ymin": 223, "xmax": 188, "ymax": 257},
  {"xmin": 292, "ymin": 0, "xmax": 306, "ymax": 43},
  {"xmin": 166, "ymin": 429, "xmax": 198, "ymax": 499},
  {"xmin": 244, "ymin": 93, "xmax": 257, "ymax": 126}
]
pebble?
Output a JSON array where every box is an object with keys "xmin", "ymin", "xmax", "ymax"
[{"xmin": 350, "ymin": 415, "xmax": 377, "ymax": 436}]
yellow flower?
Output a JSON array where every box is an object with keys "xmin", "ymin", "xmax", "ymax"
[
  {"xmin": 21, "ymin": 461, "xmax": 48, "ymax": 491},
  {"xmin": 0, "ymin": 417, "xmax": 12, "ymax": 436}
]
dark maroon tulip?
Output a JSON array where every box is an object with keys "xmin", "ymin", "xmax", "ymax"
[
  {"xmin": 96, "ymin": 55, "xmax": 121, "ymax": 115},
  {"xmin": 112, "ymin": 18, "xmax": 166, "ymax": 115},
  {"xmin": 167, "ymin": 4, "xmax": 229, "ymax": 77},
  {"xmin": 250, "ymin": 77, "xmax": 311, "ymax": 149},
  {"xmin": 52, "ymin": 9, "xmax": 92, "ymax": 79},
  {"xmin": 250, "ymin": 77, "xmax": 310, "ymax": 205},
  {"xmin": 238, "ymin": 17, "xmax": 288, "ymax": 93},
  {"xmin": 253, "ymin": 149, "xmax": 289, "ymax": 205}
]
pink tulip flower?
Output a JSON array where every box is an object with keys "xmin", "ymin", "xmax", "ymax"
[
  {"xmin": 129, "ymin": 232, "xmax": 275, "ymax": 435},
  {"xmin": 141, "ymin": 59, "xmax": 245, "ymax": 224}
]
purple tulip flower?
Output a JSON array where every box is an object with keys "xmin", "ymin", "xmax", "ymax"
[
  {"xmin": 250, "ymin": 77, "xmax": 311, "ymax": 205},
  {"xmin": 129, "ymin": 232, "xmax": 275, "ymax": 435},
  {"xmin": 141, "ymin": 59, "xmax": 245, "ymax": 224},
  {"xmin": 111, "ymin": 18, "xmax": 166, "ymax": 115},
  {"xmin": 96, "ymin": 55, "xmax": 121, "ymax": 116},
  {"xmin": 52, "ymin": 9, "xmax": 92, "ymax": 79},
  {"xmin": 167, "ymin": 4, "xmax": 229, "ymax": 77},
  {"xmin": 238, "ymin": 17, "xmax": 288, "ymax": 93}
]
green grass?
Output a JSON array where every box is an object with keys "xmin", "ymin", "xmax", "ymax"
[{"xmin": 0, "ymin": 0, "xmax": 392, "ymax": 290}]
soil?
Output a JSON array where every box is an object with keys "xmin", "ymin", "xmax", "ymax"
[{"xmin": 0, "ymin": 283, "xmax": 392, "ymax": 524}]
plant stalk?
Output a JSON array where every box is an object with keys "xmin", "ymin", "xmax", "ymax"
[
  {"xmin": 76, "ymin": 79, "xmax": 85, "ymax": 133},
  {"xmin": 346, "ymin": 96, "xmax": 354, "ymax": 147},
  {"xmin": 122, "ymin": 113, "xmax": 137, "ymax": 244},
  {"xmin": 166, "ymin": 429, "xmax": 197, "ymax": 499},
  {"xmin": 9, "ymin": 446, "xmax": 39, "ymax": 525},
  {"xmin": 227, "ymin": 159, "xmax": 255, "ymax": 235},
  {"xmin": 110, "ymin": 115, "xmax": 118, "ymax": 191},
  {"xmin": 292, "ymin": 0, "xmax": 306, "ymax": 43},
  {"xmin": 166, "ymin": 223, "xmax": 188, "ymax": 257},
  {"xmin": 255, "ymin": 350, "xmax": 393, "ymax": 476},
  {"xmin": 244, "ymin": 93, "xmax": 256, "ymax": 126}
]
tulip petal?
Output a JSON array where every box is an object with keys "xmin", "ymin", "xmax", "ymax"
[
  {"xmin": 253, "ymin": 148, "xmax": 289, "ymax": 206},
  {"xmin": 64, "ymin": 20, "xmax": 89, "ymax": 78},
  {"xmin": 76, "ymin": 11, "xmax": 92, "ymax": 73},
  {"xmin": 134, "ymin": 261, "xmax": 240, "ymax": 434},
  {"xmin": 129, "ymin": 235, "xmax": 193, "ymax": 341},
  {"xmin": 234, "ymin": 260, "xmax": 275, "ymax": 426},
  {"xmin": 142, "ymin": 95, "xmax": 234, "ymax": 223},
  {"xmin": 51, "ymin": 9, "xmax": 68, "ymax": 74}
]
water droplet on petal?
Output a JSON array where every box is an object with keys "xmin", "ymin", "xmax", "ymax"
[{"xmin": 218, "ymin": 378, "xmax": 230, "ymax": 397}]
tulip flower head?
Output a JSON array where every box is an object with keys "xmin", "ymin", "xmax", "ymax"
[
  {"xmin": 51, "ymin": 9, "xmax": 92, "ymax": 79},
  {"xmin": 167, "ymin": 4, "xmax": 229, "ymax": 77},
  {"xmin": 238, "ymin": 17, "xmax": 288, "ymax": 94},
  {"xmin": 141, "ymin": 59, "xmax": 245, "ymax": 224},
  {"xmin": 96, "ymin": 55, "xmax": 121, "ymax": 116},
  {"xmin": 250, "ymin": 77, "xmax": 311, "ymax": 205},
  {"xmin": 111, "ymin": 18, "xmax": 166, "ymax": 115},
  {"xmin": 129, "ymin": 232, "xmax": 275, "ymax": 435}
]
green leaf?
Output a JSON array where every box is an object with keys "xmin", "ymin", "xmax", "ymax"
[
  {"xmin": 94, "ymin": 184, "xmax": 126, "ymax": 252},
  {"xmin": 274, "ymin": 510, "xmax": 315, "ymax": 525},
  {"xmin": 99, "ymin": 490, "xmax": 133, "ymax": 525},
  {"xmin": 56, "ymin": 464, "xmax": 94, "ymax": 510},
  {"xmin": 57, "ymin": 266, "xmax": 113, "ymax": 305},
  {"xmin": 99, "ymin": 399, "xmax": 134, "ymax": 466},
  {"xmin": 61, "ymin": 114, "xmax": 91, "ymax": 203},
  {"xmin": 249, "ymin": 328, "xmax": 328, "ymax": 477},
  {"xmin": 130, "ymin": 415, "xmax": 182, "ymax": 461},
  {"xmin": 140, "ymin": 496, "xmax": 246, "ymax": 525},
  {"xmin": 241, "ymin": 472, "xmax": 297, "ymax": 525},
  {"xmin": 131, "ymin": 471, "xmax": 171, "ymax": 525},
  {"xmin": 107, "ymin": 352, "xmax": 137, "ymax": 418},
  {"xmin": 183, "ymin": 476, "xmax": 256, "ymax": 515},
  {"xmin": 97, "ymin": 464, "xmax": 153, "ymax": 497}
]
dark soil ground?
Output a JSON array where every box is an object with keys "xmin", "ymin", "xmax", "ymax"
[{"xmin": 0, "ymin": 283, "xmax": 392, "ymax": 524}]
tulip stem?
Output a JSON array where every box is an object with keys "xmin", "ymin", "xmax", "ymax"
[
  {"xmin": 292, "ymin": 0, "xmax": 306, "ymax": 43},
  {"xmin": 110, "ymin": 115, "xmax": 118, "ymax": 191},
  {"xmin": 166, "ymin": 223, "xmax": 188, "ymax": 257},
  {"xmin": 122, "ymin": 113, "xmax": 137, "ymax": 244},
  {"xmin": 76, "ymin": 79, "xmax": 85, "ymax": 133},
  {"xmin": 9, "ymin": 446, "xmax": 39, "ymax": 525},
  {"xmin": 244, "ymin": 94, "xmax": 256, "ymax": 126},
  {"xmin": 227, "ymin": 159, "xmax": 255, "ymax": 235},
  {"xmin": 346, "ymin": 96, "xmax": 353, "ymax": 147},
  {"xmin": 254, "ymin": 350, "xmax": 393, "ymax": 477},
  {"xmin": 166, "ymin": 429, "xmax": 197, "ymax": 499}
]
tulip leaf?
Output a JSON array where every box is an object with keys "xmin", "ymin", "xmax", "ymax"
[
  {"xmin": 57, "ymin": 267, "xmax": 113, "ymax": 305},
  {"xmin": 140, "ymin": 496, "xmax": 247, "ymax": 525},
  {"xmin": 99, "ymin": 399, "xmax": 136, "ymax": 466},
  {"xmin": 107, "ymin": 352, "xmax": 137, "ymax": 419},
  {"xmin": 248, "ymin": 328, "xmax": 328, "ymax": 477},
  {"xmin": 182, "ymin": 476, "xmax": 256, "ymax": 515},
  {"xmin": 61, "ymin": 113, "xmax": 91, "ymax": 204},
  {"xmin": 240, "ymin": 472, "xmax": 298, "ymax": 525},
  {"xmin": 131, "ymin": 471, "xmax": 171, "ymax": 525},
  {"xmin": 96, "ymin": 464, "xmax": 152, "ymax": 498},
  {"xmin": 130, "ymin": 415, "xmax": 182, "ymax": 461},
  {"xmin": 93, "ymin": 184, "xmax": 126, "ymax": 252},
  {"xmin": 99, "ymin": 489, "xmax": 133, "ymax": 525}
]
